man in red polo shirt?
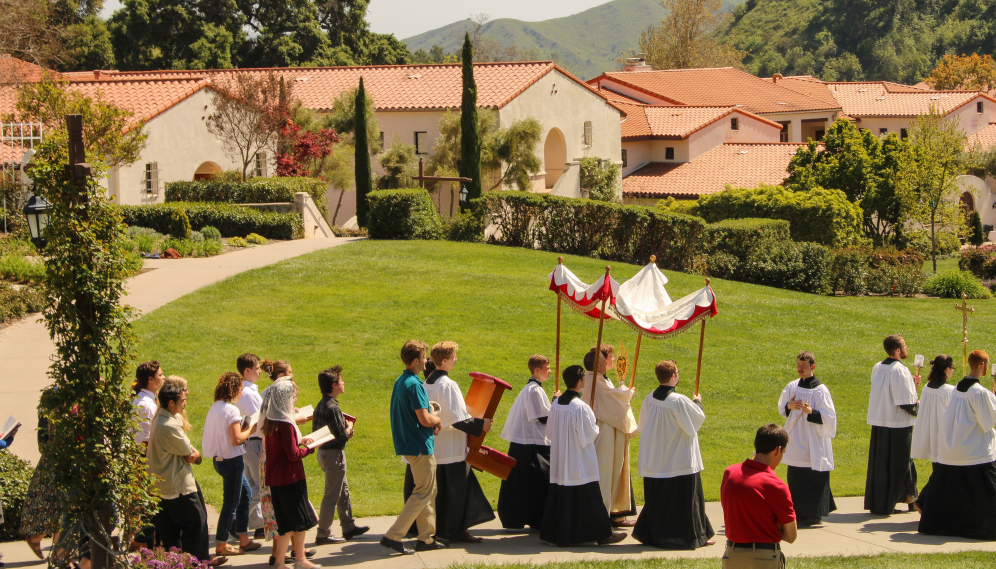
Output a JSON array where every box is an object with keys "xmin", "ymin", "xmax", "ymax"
[{"xmin": 721, "ymin": 423, "xmax": 798, "ymax": 568}]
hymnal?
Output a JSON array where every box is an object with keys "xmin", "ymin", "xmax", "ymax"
[
  {"xmin": 0, "ymin": 415, "xmax": 20, "ymax": 439},
  {"xmin": 306, "ymin": 425, "xmax": 335, "ymax": 449},
  {"xmin": 295, "ymin": 405, "xmax": 314, "ymax": 421}
]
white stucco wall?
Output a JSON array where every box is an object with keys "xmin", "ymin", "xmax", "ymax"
[
  {"xmin": 960, "ymin": 175, "xmax": 993, "ymax": 227},
  {"xmin": 687, "ymin": 112, "xmax": 781, "ymax": 160},
  {"xmin": 756, "ymin": 111, "xmax": 838, "ymax": 142},
  {"xmin": 854, "ymin": 97, "xmax": 996, "ymax": 138},
  {"xmin": 107, "ymin": 89, "xmax": 243, "ymax": 206},
  {"xmin": 375, "ymin": 110, "xmax": 448, "ymax": 172},
  {"xmin": 621, "ymin": 142, "xmax": 652, "ymax": 176}
]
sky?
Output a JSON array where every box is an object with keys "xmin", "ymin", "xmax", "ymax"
[{"xmin": 99, "ymin": 0, "xmax": 613, "ymax": 40}]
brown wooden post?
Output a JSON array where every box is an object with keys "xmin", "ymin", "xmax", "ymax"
[
  {"xmin": 418, "ymin": 157, "xmax": 424, "ymax": 189},
  {"xmin": 694, "ymin": 278, "xmax": 711, "ymax": 397},
  {"xmin": 555, "ymin": 256, "xmax": 563, "ymax": 393},
  {"xmin": 589, "ymin": 266, "xmax": 611, "ymax": 410}
]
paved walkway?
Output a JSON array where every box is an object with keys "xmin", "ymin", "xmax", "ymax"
[
  {"xmin": 1, "ymin": 497, "xmax": 993, "ymax": 568},
  {"xmin": 0, "ymin": 237, "xmax": 357, "ymax": 465}
]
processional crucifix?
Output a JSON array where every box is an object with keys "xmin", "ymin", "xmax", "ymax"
[{"xmin": 956, "ymin": 292, "xmax": 975, "ymax": 377}]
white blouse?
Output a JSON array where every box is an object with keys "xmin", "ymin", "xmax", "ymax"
[
  {"xmin": 938, "ymin": 381, "xmax": 996, "ymax": 466},
  {"xmin": 425, "ymin": 375, "xmax": 473, "ymax": 465},
  {"xmin": 547, "ymin": 394, "xmax": 600, "ymax": 486},
  {"xmin": 867, "ymin": 360, "xmax": 918, "ymax": 428},
  {"xmin": 202, "ymin": 401, "xmax": 245, "ymax": 460},
  {"xmin": 911, "ymin": 383, "xmax": 955, "ymax": 462},
  {"xmin": 133, "ymin": 389, "xmax": 158, "ymax": 444},
  {"xmin": 777, "ymin": 378, "xmax": 836, "ymax": 471},
  {"xmin": 501, "ymin": 380, "xmax": 552, "ymax": 446},
  {"xmin": 636, "ymin": 390, "xmax": 705, "ymax": 478}
]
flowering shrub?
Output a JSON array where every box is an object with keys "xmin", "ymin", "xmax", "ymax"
[
  {"xmin": 275, "ymin": 120, "xmax": 341, "ymax": 180},
  {"xmin": 959, "ymin": 245, "xmax": 996, "ymax": 280},
  {"xmin": 131, "ymin": 547, "xmax": 208, "ymax": 569},
  {"xmin": 830, "ymin": 248, "xmax": 925, "ymax": 296}
]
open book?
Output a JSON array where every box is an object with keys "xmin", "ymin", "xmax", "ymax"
[
  {"xmin": 305, "ymin": 425, "xmax": 336, "ymax": 449},
  {"xmin": 295, "ymin": 405, "xmax": 314, "ymax": 421},
  {"xmin": 0, "ymin": 415, "xmax": 21, "ymax": 439}
]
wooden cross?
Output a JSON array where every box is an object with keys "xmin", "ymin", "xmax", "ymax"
[
  {"xmin": 414, "ymin": 158, "xmax": 473, "ymax": 216},
  {"xmin": 956, "ymin": 292, "xmax": 975, "ymax": 377}
]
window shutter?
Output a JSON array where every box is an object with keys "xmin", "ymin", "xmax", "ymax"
[{"xmin": 583, "ymin": 121, "xmax": 593, "ymax": 147}]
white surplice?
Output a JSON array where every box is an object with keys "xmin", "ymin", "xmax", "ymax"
[
  {"xmin": 777, "ymin": 378, "xmax": 837, "ymax": 471},
  {"xmin": 546, "ymin": 394, "xmax": 600, "ymax": 486},
  {"xmin": 867, "ymin": 359, "xmax": 918, "ymax": 428},
  {"xmin": 501, "ymin": 379, "xmax": 552, "ymax": 446},
  {"xmin": 938, "ymin": 380, "xmax": 996, "ymax": 466},
  {"xmin": 911, "ymin": 383, "xmax": 956, "ymax": 462},
  {"xmin": 580, "ymin": 371, "xmax": 637, "ymax": 514},
  {"xmin": 425, "ymin": 374, "xmax": 473, "ymax": 465},
  {"xmin": 636, "ymin": 390, "xmax": 704, "ymax": 479}
]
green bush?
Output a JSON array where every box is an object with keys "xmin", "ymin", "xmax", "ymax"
[
  {"xmin": 579, "ymin": 157, "xmax": 620, "ymax": 202},
  {"xmin": 0, "ymin": 450, "xmax": 33, "ymax": 541},
  {"xmin": 366, "ymin": 189, "xmax": 444, "ymax": 240},
  {"xmin": 246, "ymin": 233, "xmax": 268, "ymax": 245},
  {"xmin": 201, "ymin": 226, "xmax": 222, "ymax": 241},
  {"xmin": 169, "ymin": 208, "xmax": 191, "ymax": 239},
  {"xmin": 197, "ymin": 239, "xmax": 222, "ymax": 257},
  {"xmin": 164, "ymin": 238, "xmax": 195, "ymax": 257},
  {"xmin": 118, "ymin": 203, "xmax": 303, "ymax": 240},
  {"xmin": 702, "ymin": 218, "xmax": 791, "ymax": 260},
  {"xmin": 0, "ymin": 254, "xmax": 46, "ymax": 283},
  {"xmin": 0, "ymin": 282, "xmax": 46, "ymax": 326},
  {"xmin": 445, "ymin": 210, "xmax": 485, "ymax": 243},
  {"xmin": 656, "ymin": 197, "xmax": 699, "ymax": 216},
  {"xmin": 165, "ymin": 177, "xmax": 329, "ymax": 221},
  {"xmin": 609, "ymin": 206, "xmax": 706, "ymax": 272},
  {"xmin": 227, "ymin": 237, "xmax": 248, "ymax": 247},
  {"xmin": 830, "ymin": 249, "xmax": 869, "ymax": 295},
  {"xmin": 536, "ymin": 196, "xmax": 619, "ymax": 258},
  {"xmin": 864, "ymin": 249, "xmax": 925, "ymax": 295},
  {"xmin": 905, "ymin": 230, "xmax": 961, "ymax": 257},
  {"xmin": 189, "ymin": 230, "xmax": 204, "ymax": 242},
  {"xmin": 741, "ymin": 241, "xmax": 834, "ymax": 295},
  {"xmin": 479, "ymin": 191, "xmax": 545, "ymax": 247},
  {"xmin": 697, "ymin": 184, "xmax": 864, "ymax": 248},
  {"xmin": 970, "ymin": 211, "xmax": 985, "ymax": 246},
  {"xmin": 925, "ymin": 270, "xmax": 991, "ymax": 299},
  {"xmin": 331, "ymin": 225, "xmax": 368, "ymax": 238}
]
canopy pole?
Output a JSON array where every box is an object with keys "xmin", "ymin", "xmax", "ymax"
[
  {"xmin": 555, "ymin": 256, "xmax": 563, "ymax": 393},
  {"xmin": 629, "ymin": 255, "xmax": 654, "ymax": 390},
  {"xmin": 590, "ymin": 266, "xmax": 611, "ymax": 410},
  {"xmin": 694, "ymin": 278, "xmax": 710, "ymax": 397}
]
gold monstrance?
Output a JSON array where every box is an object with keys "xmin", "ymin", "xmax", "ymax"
[
  {"xmin": 956, "ymin": 292, "xmax": 975, "ymax": 377},
  {"xmin": 615, "ymin": 340, "xmax": 629, "ymax": 386}
]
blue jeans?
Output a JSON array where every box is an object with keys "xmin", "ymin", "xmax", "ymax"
[{"xmin": 213, "ymin": 456, "xmax": 251, "ymax": 543}]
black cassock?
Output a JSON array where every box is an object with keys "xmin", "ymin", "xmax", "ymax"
[
  {"xmin": 917, "ymin": 461, "xmax": 996, "ymax": 540},
  {"xmin": 864, "ymin": 425, "xmax": 918, "ymax": 515},
  {"xmin": 497, "ymin": 442, "xmax": 551, "ymax": 529},
  {"xmin": 633, "ymin": 472, "xmax": 714, "ymax": 549}
]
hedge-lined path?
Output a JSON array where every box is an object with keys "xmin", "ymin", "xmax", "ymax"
[
  {"xmin": 0, "ymin": 236, "xmax": 360, "ymax": 466},
  {"xmin": 2, "ymin": 497, "xmax": 994, "ymax": 568}
]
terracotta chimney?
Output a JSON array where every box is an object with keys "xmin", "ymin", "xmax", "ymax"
[
  {"xmin": 772, "ymin": 73, "xmax": 783, "ymax": 84},
  {"xmin": 623, "ymin": 53, "xmax": 652, "ymax": 73},
  {"xmin": 94, "ymin": 70, "xmax": 101, "ymax": 80}
]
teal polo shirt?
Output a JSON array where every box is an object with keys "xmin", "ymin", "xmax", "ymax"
[{"xmin": 390, "ymin": 370, "xmax": 433, "ymax": 456}]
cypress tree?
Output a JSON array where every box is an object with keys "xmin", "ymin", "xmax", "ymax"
[
  {"xmin": 460, "ymin": 33, "xmax": 482, "ymax": 206},
  {"xmin": 970, "ymin": 210, "xmax": 985, "ymax": 246},
  {"xmin": 354, "ymin": 77, "xmax": 373, "ymax": 227}
]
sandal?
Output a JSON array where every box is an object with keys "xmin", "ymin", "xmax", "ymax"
[
  {"xmin": 27, "ymin": 539, "xmax": 44, "ymax": 559},
  {"xmin": 216, "ymin": 544, "xmax": 243, "ymax": 556},
  {"xmin": 209, "ymin": 557, "xmax": 229, "ymax": 567},
  {"xmin": 239, "ymin": 541, "xmax": 262, "ymax": 553}
]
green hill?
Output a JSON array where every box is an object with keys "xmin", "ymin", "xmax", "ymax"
[
  {"xmin": 718, "ymin": 0, "xmax": 996, "ymax": 84},
  {"xmin": 404, "ymin": 0, "xmax": 741, "ymax": 80}
]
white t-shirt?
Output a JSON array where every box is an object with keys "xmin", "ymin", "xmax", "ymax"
[
  {"xmin": 133, "ymin": 389, "xmax": 158, "ymax": 444},
  {"xmin": 425, "ymin": 374, "xmax": 473, "ymax": 465},
  {"xmin": 202, "ymin": 401, "xmax": 245, "ymax": 459},
  {"xmin": 237, "ymin": 381, "xmax": 263, "ymax": 439},
  {"xmin": 911, "ymin": 383, "xmax": 955, "ymax": 462},
  {"xmin": 547, "ymin": 393, "xmax": 600, "ymax": 486},
  {"xmin": 501, "ymin": 380, "xmax": 552, "ymax": 446},
  {"xmin": 867, "ymin": 359, "xmax": 918, "ymax": 428},
  {"xmin": 777, "ymin": 378, "xmax": 836, "ymax": 471},
  {"xmin": 937, "ymin": 380, "xmax": 996, "ymax": 466},
  {"xmin": 636, "ymin": 389, "xmax": 704, "ymax": 478}
]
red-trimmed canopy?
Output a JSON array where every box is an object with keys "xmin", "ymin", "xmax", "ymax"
[
  {"xmin": 610, "ymin": 261, "xmax": 718, "ymax": 338},
  {"xmin": 548, "ymin": 263, "xmax": 621, "ymax": 321}
]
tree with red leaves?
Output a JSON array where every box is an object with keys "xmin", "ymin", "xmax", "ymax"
[{"xmin": 275, "ymin": 119, "xmax": 342, "ymax": 179}]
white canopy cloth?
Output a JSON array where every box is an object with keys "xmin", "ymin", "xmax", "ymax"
[
  {"xmin": 548, "ymin": 263, "xmax": 620, "ymax": 321},
  {"xmin": 614, "ymin": 280, "xmax": 717, "ymax": 339}
]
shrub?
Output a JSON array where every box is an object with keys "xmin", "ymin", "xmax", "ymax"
[
  {"xmin": 0, "ymin": 282, "xmax": 46, "ymax": 326},
  {"xmin": 118, "ymin": 203, "xmax": 303, "ymax": 240},
  {"xmin": 970, "ymin": 211, "xmax": 985, "ymax": 246},
  {"xmin": 958, "ymin": 245, "xmax": 996, "ymax": 280},
  {"xmin": 697, "ymin": 184, "xmax": 864, "ymax": 248},
  {"xmin": 200, "ymin": 226, "xmax": 222, "ymax": 241},
  {"xmin": 131, "ymin": 547, "xmax": 208, "ymax": 569},
  {"xmin": 164, "ymin": 238, "xmax": 195, "ymax": 257},
  {"xmin": 579, "ymin": 157, "xmax": 620, "ymax": 202},
  {"xmin": 701, "ymin": 218, "xmax": 791, "ymax": 259},
  {"xmin": 865, "ymin": 249, "xmax": 925, "ymax": 295},
  {"xmin": 196, "ymin": 239, "xmax": 222, "ymax": 257},
  {"xmin": 330, "ymin": 225, "xmax": 368, "ymax": 238},
  {"xmin": 609, "ymin": 206, "xmax": 706, "ymax": 271},
  {"xmin": 656, "ymin": 197, "xmax": 699, "ymax": 216},
  {"xmin": 740, "ymin": 241, "xmax": 834, "ymax": 295},
  {"xmin": 0, "ymin": 449, "xmax": 34, "ymax": 541},
  {"xmin": 165, "ymin": 177, "xmax": 329, "ymax": 221},
  {"xmin": 830, "ymin": 249, "xmax": 869, "ymax": 295},
  {"xmin": 536, "ymin": 196, "xmax": 619, "ymax": 258},
  {"xmin": 189, "ymin": 231, "xmax": 204, "ymax": 243},
  {"xmin": 169, "ymin": 208, "xmax": 191, "ymax": 239},
  {"xmin": 227, "ymin": 237, "xmax": 248, "ymax": 247},
  {"xmin": 925, "ymin": 270, "xmax": 991, "ymax": 299},
  {"xmin": 366, "ymin": 189, "xmax": 444, "ymax": 240},
  {"xmin": 479, "ymin": 191, "xmax": 546, "ymax": 247},
  {"xmin": 905, "ymin": 230, "xmax": 961, "ymax": 257},
  {"xmin": 0, "ymin": 254, "xmax": 46, "ymax": 283},
  {"xmin": 445, "ymin": 210, "xmax": 485, "ymax": 243},
  {"xmin": 246, "ymin": 233, "xmax": 268, "ymax": 245}
]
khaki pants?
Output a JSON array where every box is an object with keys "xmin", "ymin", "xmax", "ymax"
[
  {"xmin": 722, "ymin": 543, "xmax": 786, "ymax": 569},
  {"xmin": 385, "ymin": 454, "xmax": 436, "ymax": 542}
]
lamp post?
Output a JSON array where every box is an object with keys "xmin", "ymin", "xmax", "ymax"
[
  {"xmin": 459, "ymin": 183, "xmax": 469, "ymax": 204},
  {"xmin": 23, "ymin": 194, "xmax": 52, "ymax": 250}
]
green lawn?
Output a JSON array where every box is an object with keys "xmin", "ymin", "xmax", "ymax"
[
  {"xmin": 131, "ymin": 240, "xmax": 996, "ymax": 517},
  {"xmin": 451, "ymin": 552, "xmax": 995, "ymax": 568}
]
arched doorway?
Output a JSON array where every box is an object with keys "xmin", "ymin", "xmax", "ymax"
[
  {"xmin": 193, "ymin": 161, "xmax": 222, "ymax": 181},
  {"xmin": 544, "ymin": 128, "xmax": 567, "ymax": 189},
  {"xmin": 961, "ymin": 191, "xmax": 976, "ymax": 222}
]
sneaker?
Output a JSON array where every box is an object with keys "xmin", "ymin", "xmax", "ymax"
[
  {"xmin": 414, "ymin": 539, "xmax": 449, "ymax": 551},
  {"xmin": 596, "ymin": 532, "xmax": 627, "ymax": 546},
  {"xmin": 342, "ymin": 526, "xmax": 369, "ymax": 541},
  {"xmin": 314, "ymin": 536, "xmax": 345, "ymax": 545},
  {"xmin": 378, "ymin": 537, "xmax": 413, "ymax": 555}
]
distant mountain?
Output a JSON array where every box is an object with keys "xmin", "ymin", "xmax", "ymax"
[{"xmin": 404, "ymin": 0, "xmax": 738, "ymax": 80}]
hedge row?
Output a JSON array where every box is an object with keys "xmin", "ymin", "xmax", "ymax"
[
  {"xmin": 367, "ymin": 189, "xmax": 444, "ymax": 240},
  {"xmin": 117, "ymin": 203, "xmax": 303, "ymax": 240},
  {"xmin": 165, "ymin": 177, "xmax": 329, "ymax": 221},
  {"xmin": 697, "ymin": 184, "xmax": 864, "ymax": 248},
  {"xmin": 830, "ymin": 248, "xmax": 925, "ymax": 295}
]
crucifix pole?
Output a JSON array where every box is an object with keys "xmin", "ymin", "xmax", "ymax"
[{"xmin": 956, "ymin": 292, "xmax": 975, "ymax": 377}]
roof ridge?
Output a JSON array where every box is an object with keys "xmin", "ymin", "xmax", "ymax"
[
  {"xmin": 721, "ymin": 142, "xmax": 808, "ymax": 146},
  {"xmin": 108, "ymin": 61, "xmax": 556, "ymax": 76}
]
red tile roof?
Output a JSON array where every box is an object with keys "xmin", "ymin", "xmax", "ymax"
[
  {"xmin": 87, "ymin": 62, "xmax": 625, "ymax": 114},
  {"xmin": 622, "ymin": 142, "xmax": 804, "ymax": 198},
  {"xmin": 826, "ymin": 82, "xmax": 990, "ymax": 117},
  {"xmin": 591, "ymin": 67, "xmax": 841, "ymax": 114},
  {"xmin": 604, "ymin": 92, "xmax": 780, "ymax": 140},
  {"xmin": 763, "ymin": 76, "xmax": 839, "ymax": 106},
  {"xmin": 967, "ymin": 122, "xmax": 996, "ymax": 149},
  {"xmin": 0, "ymin": 56, "xmax": 62, "ymax": 85}
]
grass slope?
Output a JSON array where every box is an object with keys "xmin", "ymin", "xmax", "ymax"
[
  {"xmin": 404, "ymin": 0, "xmax": 740, "ymax": 80},
  {"xmin": 452, "ymin": 552, "xmax": 996, "ymax": 568},
  {"xmin": 133, "ymin": 241, "xmax": 996, "ymax": 516}
]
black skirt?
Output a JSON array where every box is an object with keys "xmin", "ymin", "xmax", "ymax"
[
  {"xmin": 403, "ymin": 461, "xmax": 496, "ymax": 540},
  {"xmin": 633, "ymin": 473, "xmax": 715, "ymax": 549},
  {"xmin": 498, "ymin": 443, "xmax": 551, "ymax": 529},
  {"xmin": 864, "ymin": 425, "xmax": 917, "ymax": 515},
  {"xmin": 918, "ymin": 461, "xmax": 996, "ymax": 540},
  {"xmin": 787, "ymin": 466, "xmax": 837, "ymax": 520},
  {"xmin": 540, "ymin": 482, "xmax": 612, "ymax": 546},
  {"xmin": 270, "ymin": 479, "xmax": 318, "ymax": 536}
]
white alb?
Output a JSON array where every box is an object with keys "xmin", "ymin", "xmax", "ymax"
[
  {"xmin": 501, "ymin": 380, "xmax": 552, "ymax": 446},
  {"xmin": 425, "ymin": 374, "xmax": 473, "ymax": 465},
  {"xmin": 777, "ymin": 379, "xmax": 836, "ymax": 471},
  {"xmin": 636, "ymin": 390, "xmax": 704, "ymax": 478},
  {"xmin": 937, "ymin": 381, "xmax": 996, "ymax": 466},
  {"xmin": 911, "ymin": 383, "xmax": 956, "ymax": 462},
  {"xmin": 867, "ymin": 360, "xmax": 918, "ymax": 428},
  {"xmin": 547, "ymin": 395, "xmax": 600, "ymax": 486}
]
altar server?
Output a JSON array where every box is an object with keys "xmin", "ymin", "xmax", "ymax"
[
  {"xmin": 422, "ymin": 341, "xmax": 494, "ymax": 543},
  {"xmin": 917, "ymin": 350, "xmax": 996, "ymax": 540},
  {"xmin": 580, "ymin": 345, "xmax": 638, "ymax": 527},
  {"xmin": 911, "ymin": 355, "xmax": 956, "ymax": 464},
  {"xmin": 777, "ymin": 351, "xmax": 837, "ymax": 527},
  {"xmin": 633, "ymin": 360, "xmax": 715, "ymax": 549},
  {"xmin": 498, "ymin": 354, "xmax": 559, "ymax": 530},
  {"xmin": 865, "ymin": 334, "xmax": 920, "ymax": 515},
  {"xmin": 541, "ymin": 365, "xmax": 626, "ymax": 547}
]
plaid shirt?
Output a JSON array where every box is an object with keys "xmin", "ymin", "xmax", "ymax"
[{"xmin": 313, "ymin": 394, "xmax": 348, "ymax": 450}]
